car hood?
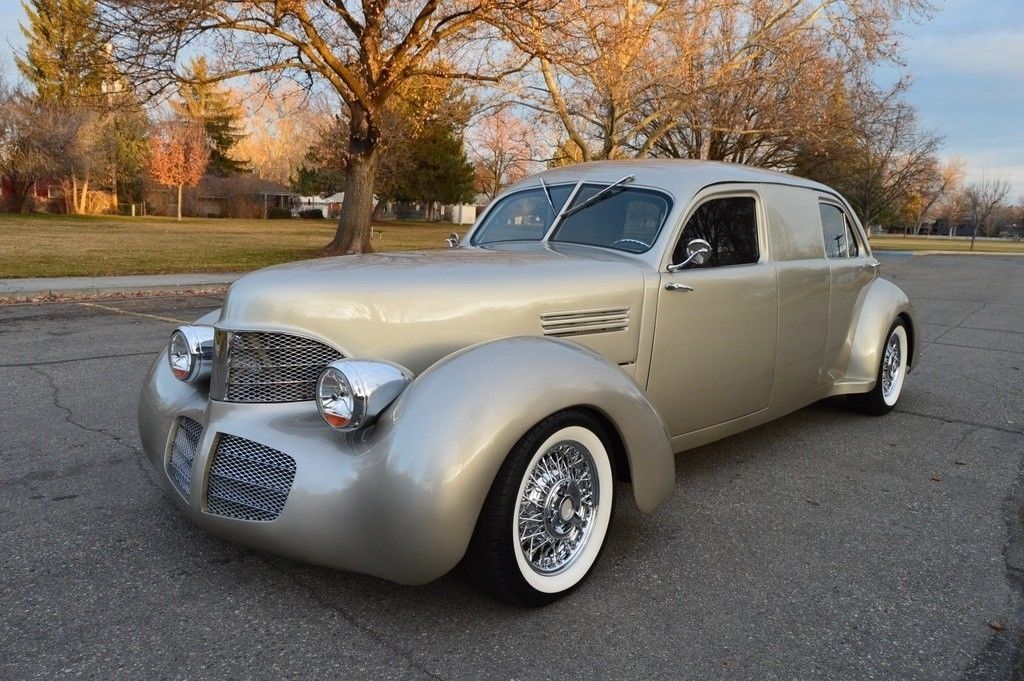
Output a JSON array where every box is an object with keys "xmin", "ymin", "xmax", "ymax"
[{"xmin": 218, "ymin": 245, "xmax": 647, "ymax": 373}]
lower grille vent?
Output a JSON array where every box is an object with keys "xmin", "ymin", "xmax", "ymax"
[
  {"xmin": 206, "ymin": 434, "xmax": 296, "ymax": 522},
  {"xmin": 168, "ymin": 417, "xmax": 202, "ymax": 496}
]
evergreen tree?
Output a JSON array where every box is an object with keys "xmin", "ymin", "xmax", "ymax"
[
  {"xmin": 174, "ymin": 56, "xmax": 249, "ymax": 176},
  {"xmin": 16, "ymin": 0, "xmax": 106, "ymax": 103},
  {"xmin": 390, "ymin": 124, "xmax": 475, "ymax": 209}
]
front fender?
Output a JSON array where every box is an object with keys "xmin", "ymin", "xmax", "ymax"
[
  {"xmin": 845, "ymin": 277, "xmax": 918, "ymax": 384},
  {"xmin": 363, "ymin": 336, "xmax": 675, "ymax": 580}
]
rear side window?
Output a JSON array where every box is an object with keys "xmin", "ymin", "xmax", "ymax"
[
  {"xmin": 674, "ymin": 196, "xmax": 759, "ymax": 267},
  {"xmin": 820, "ymin": 203, "xmax": 860, "ymax": 258}
]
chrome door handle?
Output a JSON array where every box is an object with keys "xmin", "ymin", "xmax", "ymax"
[{"xmin": 665, "ymin": 282, "xmax": 694, "ymax": 292}]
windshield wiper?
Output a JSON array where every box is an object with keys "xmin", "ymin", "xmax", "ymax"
[
  {"xmin": 559, "ymin": 175, "xmax": 635, "ymax": 219},
  {"xmin": 539, "ymin": 177, "xmax": 556, "ymax": 213}
]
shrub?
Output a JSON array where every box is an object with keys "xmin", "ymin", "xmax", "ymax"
[
  {"xmin": 267, "ymin": 207, "xmax": 292, "ymax": 219},
  {"xmin": 299, "ymin": 208, "xmax": 325, "ymax": 219}
]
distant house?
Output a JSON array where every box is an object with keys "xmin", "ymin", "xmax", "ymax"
[
  {"xmin": 1, "ymin": 176, "xmax": 62, "ymax": 211},
  {"xmin": 150, "ymin": 175, "xmax": 297, "ymax": 218}
]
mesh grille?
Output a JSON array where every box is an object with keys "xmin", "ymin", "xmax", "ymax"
[
  {"xmin": 206, "ymin": 434, "xmax": 296, "ymax": 521},
  {"xmin": 168, "ymin": 417, "xmax": 202, "ymax": 496},
  {"xmin": 222, "ymin": 332, "xmax": 343, "ymax": 403}
]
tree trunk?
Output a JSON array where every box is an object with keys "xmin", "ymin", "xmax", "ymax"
[
  {"xmin": 78, "ymin": 176, "xmax": 89, "ymax": 214},
  {"xmin": 176, "ymin": 184, "xmax": 183, "ymax": 221},
  {"xmin": 970, "ymin": 224, "xmax": 978, "ymax": 251},
  {"xmin": 69, "ymin": 176, "xmax": 79, "ymax": 214},
  {"xmin": 323, "ymin": 107, "xmax": 379, "ymax": 255}
]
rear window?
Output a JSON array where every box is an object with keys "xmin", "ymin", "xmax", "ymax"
[{"xmin": 819, "ymin": 203, "xmax": 859, "ymax": 258}]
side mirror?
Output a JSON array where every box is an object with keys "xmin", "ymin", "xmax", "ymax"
[
  {"xmin": 445, "ymin": 233, "xmax": 461, "ymax": 248},
  {"xmin": 668, "ymin": 238, "xmax": 711, "ymax": 271}
]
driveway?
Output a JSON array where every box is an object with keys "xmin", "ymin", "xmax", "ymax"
[{"xmin": 1, "ymin": 254, "xmax": 1022, "ymax": 679}]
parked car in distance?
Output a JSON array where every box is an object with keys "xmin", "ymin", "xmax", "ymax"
[{"xmin": 139, "ymin": 160, "xmax": 917, "ymax": 605}]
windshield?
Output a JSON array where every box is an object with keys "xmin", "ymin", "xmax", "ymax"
[
  {"xmin": 471, "ymin": 185, "xmax": 573, "ymax": 245},
  {"xmin": 550, "ymin": 184, "xmax": 672, "ymax": 253},
  {"xmin": 472, "ymin": 181, "xmax": 672, "ymax": 254}
]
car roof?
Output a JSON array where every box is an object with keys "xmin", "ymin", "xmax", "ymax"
[{"xmin": 506, "ymin": 159, "xmax": 836, "ymax": 198}]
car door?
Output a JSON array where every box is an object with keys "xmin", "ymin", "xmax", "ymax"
[
  {"xmin": 645, "ymin": 191, "xmax": 779, "ymax": 438},
  {"xmin": 818, "ymin": 200, "xmax": 878, "ymax": 383}
]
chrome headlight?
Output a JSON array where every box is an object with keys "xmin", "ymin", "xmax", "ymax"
[
  {"xmin": 316, "ymin": 359, "xmax": 412, "ymax": 431},
  {"xmin": 168, "ymin": 325, "xmax": 215, "ymax": 383}
]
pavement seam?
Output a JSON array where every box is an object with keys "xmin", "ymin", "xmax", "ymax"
[
  {"xmin": 76, "ymin": 301, "xmax": 188, "ymax": 324},
  {"xmin": 0, "ymin": 351, "xmax": 158, "ymax": 369}
]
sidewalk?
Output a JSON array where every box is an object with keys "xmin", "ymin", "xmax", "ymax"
[{"xmin": 0, "ymin": 272, "xmax": 242, "ymax": 299}]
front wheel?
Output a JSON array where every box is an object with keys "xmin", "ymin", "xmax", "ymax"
[
  {"xmin": 850, "ymin": 319, "xmax": 909, "ymax": 415},
  {"xmin": 469, "ymin": 410, "xmax": 615, "ymax": 606}
]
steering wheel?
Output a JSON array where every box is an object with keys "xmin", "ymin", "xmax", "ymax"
[{"xmin": 611, "ymin": 238, "xmax": 651, "ymax": 251}]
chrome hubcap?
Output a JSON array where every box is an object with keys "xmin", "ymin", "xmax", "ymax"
[
  {"xmin": 882, "ymin": 333, "xmax": 902, "ymax": 400},
  {"xmin": 518, "ymin": 441, "xmax": 599, "ymax": 575}
]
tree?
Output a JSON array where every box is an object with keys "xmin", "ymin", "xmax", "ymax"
[
  {"xmin": 902, "ymin": 158, "xmax": 964, "ymax": 235},
  {"xmin": 793, "ymin": 81, "xmax": 941, "ymax": 229},
  {"xmin": 147, "ymin": 122, "xmax": 208, "ymax": 220},
  {"xmin": 0, "ymin": 91, "xmax": 53, "ymax": 211},
  {"xmin": 512, "ymin": 0, "xmax": 930, "ymax": 163},
  {"xmin": 389, "ymin": 123, "xmax": 475, "ymax": 213},
  {"xmin": 104, "ymin": 0, "xmax": 530, "ymax": 254},
  {"xmin": 468, "ymin": 109, "xmax": 535, "ymax": 200},
  {"xmin": 173, "ymin": 56, "xmax": 248, "ymax": 176},
  {"xmin": 16, "ymin": 0, "xmax": 107, "ymax": 103},
  {"xmin": 234, "ymin": 85, "xmax": 326, "ymax": 186},
  {"xmin": 292, "ymin": 114, "xmax": 349, "ymax": 196},
  {"xmin": 962, "ymin": 175, "xmax": 1011, "ymax": 250}
]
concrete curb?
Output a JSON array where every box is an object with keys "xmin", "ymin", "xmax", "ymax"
[{"xmin": 0, "ymin": 273, "xmax": 241, "ymax": 303}]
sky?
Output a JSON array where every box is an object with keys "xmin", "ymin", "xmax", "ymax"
[{"xmin": 0, "ymin": 0, "xmax": 1022, "ymax": 197}]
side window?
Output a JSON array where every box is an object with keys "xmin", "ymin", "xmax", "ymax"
[
  {"xmin": 819, "ymin": 203, "xmax": 860, "ymax": 258},
  {"xmin": 673, "ymin": 196, "xmax": 759, "ymax": 267}
]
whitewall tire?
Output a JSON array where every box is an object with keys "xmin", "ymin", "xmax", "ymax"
[
  {"xmin": 851, "ymin": 319, "xmax": 909, "ymax": 415},
  {"xmin": 470, "ymin": 410, "xmax": 616, "ymax": 606}
]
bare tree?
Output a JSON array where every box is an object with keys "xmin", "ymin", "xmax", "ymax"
[
  {"xmin": 101, "ymin": 0, "xmax": 532, "ymax": 253},
  {"xmin": 147, "ymin": 121, "xmax": 208, "ymax": 220},
  {"xmin": 962, "ymin": 175, "xmax": 1011, "ymax": 249},
  {"xmin": 468, "ymin": 109, "xmax": 536, "ymax": 200},
  {"xmin": 904, "ymin": 158, "xmax": 964, "ymax": 235},
  {"xmin": 512, "ymin": 0, "xmax": 931, "ymax": 163}
]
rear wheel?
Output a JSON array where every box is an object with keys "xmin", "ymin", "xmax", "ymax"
[
  {"xmin": 850, "ymin": 319, "xmax": 908, "ymax": 415},
  {"xmin": 470, "ymin": 410, "xmax": 615, "ymax": 606}
]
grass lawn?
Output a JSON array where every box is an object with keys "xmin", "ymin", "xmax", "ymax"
[
  {"xmin": 0, "ymin": 213, "xmax": 454, "ymax": 278},
  {"xmin": 869, "ymin": 234, "xmax": 1024, "ymax": 253}
]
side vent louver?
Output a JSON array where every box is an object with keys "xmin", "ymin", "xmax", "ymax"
[{"xmin": 541, "ymin": 307, "xmax": 630, "ymax": 337}]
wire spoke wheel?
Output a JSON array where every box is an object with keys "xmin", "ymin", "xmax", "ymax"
[{"xmin": 516, "ymin": 440, "xmax": 599, "ymax": 575}]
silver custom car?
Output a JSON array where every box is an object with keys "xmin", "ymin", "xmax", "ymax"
[{"xmin": 139, "ymin": 160, "xmax": 917, "ymax": 605}]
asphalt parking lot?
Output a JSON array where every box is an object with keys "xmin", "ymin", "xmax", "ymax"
[{"xmin": 2, "ymin": 254, "xmax": 1022, "ymax": 679}]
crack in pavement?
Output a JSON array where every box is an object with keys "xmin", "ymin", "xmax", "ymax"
[
  {"xmin": 26, "ymin": 364, "xmax": 164, "ymax": 494},
  {"xmin": 894, "ymin": 408, "xmax": 1023, "ymax": 437}
]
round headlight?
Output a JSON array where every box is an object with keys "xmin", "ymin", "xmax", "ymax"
[
  {"xmin": 316, "ymin": 367, "xmax": 355, "ymax": 429},
  {"xmin": 167, "ymin": 326, "xmax": 214, "ymax": 383},
  {"xmin": 316, "ymin": 359, "xmax": 412, "ymax": 431}
]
